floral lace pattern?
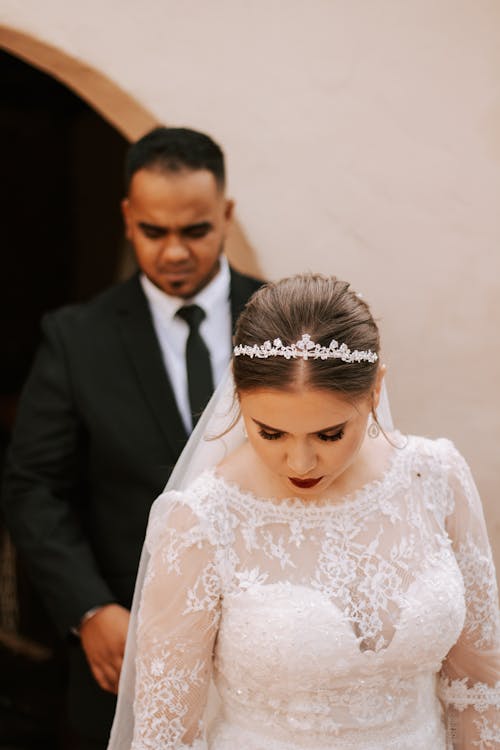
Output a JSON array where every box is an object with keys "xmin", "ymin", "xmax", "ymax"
[
  {"xmin": 438, "ymin": 677, "xmax": 500, "ymax": 712},
  {"xmin": 454, "ymin": 533, "xmax": 500, "ymax": 649},
  {"xmin": 130, "ymin": 437, "xmax": 500, "ymax": 749}
]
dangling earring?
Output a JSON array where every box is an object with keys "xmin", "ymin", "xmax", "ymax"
[{"xmin": 368, "ymin": 411, "xmax": 380, "ymax": 439}]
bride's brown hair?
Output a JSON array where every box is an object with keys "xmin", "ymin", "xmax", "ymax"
[{"xmin": 233, "ymin": 274, "xmax": 380, "ymax": 398}]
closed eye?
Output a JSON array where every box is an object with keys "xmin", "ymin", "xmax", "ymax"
[
  {"xmin": 139, "ymin": 223, "xmax": 166, "ymax": 239},
  {"xmin": 182, "ymin": 222, "xmax": 212, "ymax": 239},
  {"xmin": 254, "ymin": 419, "xmax": 347, "ymax": 442},
  {"xmin": 258, "ymin": 428, "xmax": 283, "ymax": 441},
  {"xmin": 317, "ymin": 429, "xmax": 345, "ymax": 442}
]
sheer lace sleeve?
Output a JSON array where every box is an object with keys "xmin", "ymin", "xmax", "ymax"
[
  {"xmin": 131, "ymin": 491, "xmax": 222, "ymax": 750},
  {"xmin": 437, "ymin": 442, "xmax": 500, "ymax": 748}
]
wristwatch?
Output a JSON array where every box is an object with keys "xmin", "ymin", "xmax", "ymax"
[{"xmin": 71, "ymin": 605, "xmax": 104, "ymax": 637}]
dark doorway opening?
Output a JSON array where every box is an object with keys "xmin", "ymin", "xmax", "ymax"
[{"xmin": 0, "ymin": 49, "xmax": 129, "ymax": 749}]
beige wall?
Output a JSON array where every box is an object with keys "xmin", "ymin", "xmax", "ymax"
[{"xmin": 2, "ymin": 2, "xmax": 499, "ymax": 570}]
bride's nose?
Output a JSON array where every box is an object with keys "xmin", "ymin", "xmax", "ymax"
[{"xmin": 286, "ymin": 441, "xmax": 317, "ymax": 476}]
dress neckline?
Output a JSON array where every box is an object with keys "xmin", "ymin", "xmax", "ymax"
[{"xmin": 207, "ymin": 431, "xmax": 411, "ymax": 516}]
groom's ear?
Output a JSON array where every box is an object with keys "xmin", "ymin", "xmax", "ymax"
[{"xmin": 371, "ymin": 364, "xmax": 387, "ymax": 411}]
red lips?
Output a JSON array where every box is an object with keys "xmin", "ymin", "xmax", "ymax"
[{"xmin": 288, "ymin": 477, "xmax": 322, "ymax": 489}]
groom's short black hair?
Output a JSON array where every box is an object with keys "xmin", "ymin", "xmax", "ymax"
[{"xmin": 125, "ymin": 126, "xmax": 226, "ymax": 191}]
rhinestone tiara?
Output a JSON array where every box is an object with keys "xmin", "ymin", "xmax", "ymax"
[{"xmin": 233, "ymin": 334, "xmax": 378, "ymax": 364}]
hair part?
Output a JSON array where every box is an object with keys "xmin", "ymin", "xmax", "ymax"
[
  {"xmin": 124, "ymin": 126, "xmax": 226, "ymax": 192},
  {"xmin": 233, "ymin": 274, "xmax": 380, "ymax": 401}
]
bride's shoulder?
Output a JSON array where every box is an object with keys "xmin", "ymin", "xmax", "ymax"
[
  {"xmin": 178, "ymin": 446, "xmax": 262, "ymax": 514},
  {"xmin": 406, "ymin": 433, "xmax": 460, "ymax": 458},
  {"xmin": 146, "ymin": 473, "xmax": 235, "ymax": 551},
  {"xmin": 149, "ymin": 469, "xmax": 231, "ymax": 524},
  {"xmin": 405, "ymin": 433, "xmax": 468, "ymax": 475}
]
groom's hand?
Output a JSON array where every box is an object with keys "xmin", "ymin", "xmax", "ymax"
[{"xmin": 80, "ymin": 603, "xmax": 130, "ymax": 694}]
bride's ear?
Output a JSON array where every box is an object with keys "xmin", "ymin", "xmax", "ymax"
[{"xmin": 371, "ymin": 364, "xmax": 387, "ymax": 412}]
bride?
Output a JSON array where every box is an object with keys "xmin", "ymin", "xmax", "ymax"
[{"xmin": 108, "ymin": 274, "xmax": 499, "ymax": 749}]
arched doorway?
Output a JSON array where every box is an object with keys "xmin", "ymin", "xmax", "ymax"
[
  {"xmin": 0, "ymin": 48, "xmax": 132, "ymax": 749},
  {"xmin": 1, "ymin": 48, "xmax": 133, "ymax": 393}
]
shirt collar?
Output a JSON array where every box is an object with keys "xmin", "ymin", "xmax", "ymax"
[
  {"xmin": 140, "ymin": 256, "xmax": 230, "ymax": 321},
  {"xmin": 192, "ymin": 255, "xmax": 230, "ymax": 318}
]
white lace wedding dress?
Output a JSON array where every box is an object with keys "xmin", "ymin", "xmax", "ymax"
[{"xmin": 129, "ymin": 436, "xmax": 500, "ymax": 749}]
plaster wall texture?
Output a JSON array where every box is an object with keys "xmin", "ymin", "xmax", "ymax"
[{"xmin": 2, "ymin": 1, "xmax": 500, "ymax": 568}]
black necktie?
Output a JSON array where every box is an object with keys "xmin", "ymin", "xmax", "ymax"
[{"xmin": 176, "ymin": 304, "xmax": 214, "ymax": 427}]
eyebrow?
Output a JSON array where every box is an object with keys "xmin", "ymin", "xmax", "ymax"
[{"xmin": 252, "ymin": 418, "xmax": 348, "ymax": 434}]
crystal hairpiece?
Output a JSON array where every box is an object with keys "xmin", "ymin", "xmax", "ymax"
[{"xmin": 233, "ymin": 334, "xmax": 378, "ymax": 364}]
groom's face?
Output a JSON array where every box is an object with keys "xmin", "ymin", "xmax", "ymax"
[{"xmin": 122, "ymin": 168, "xmax": 234, "ymax": 298}]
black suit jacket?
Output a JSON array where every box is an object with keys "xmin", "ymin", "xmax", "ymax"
[{"xmin": 1, "ymin": 267, "xmax": 262, "ymax": 740}]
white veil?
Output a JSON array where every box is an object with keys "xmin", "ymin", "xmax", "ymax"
[{"xmin": 107, "ymin": 367, "xmax": 394, "ymax": 749}]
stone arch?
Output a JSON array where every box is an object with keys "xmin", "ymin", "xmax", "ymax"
[{"xmin": 0, "ymin": 25, "xmax": 156, "ymax": 140}]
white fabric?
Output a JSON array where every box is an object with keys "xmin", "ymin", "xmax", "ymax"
[
  {"xmin": 108, "ymin": 373, "xmax": 500, "ymax": 750},
  {"xmin": 377, "ymin": 381, "xmax": 392, "ymax": 437},
  {"xmin": 140, "ymin": 257, "xmax": 232, "ymax": 432}
]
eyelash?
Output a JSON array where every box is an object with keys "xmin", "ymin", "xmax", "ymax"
[
  {"xmin": 319, "ymin": 430, "xmax": 345, "ymax": 442},
  {"xmin": 258, "ymin": 429, "xmax": 345, "ymax": 442},
  {"xmin": 258, "ymin": 429, "xmax": 282, "ymax": 441}
]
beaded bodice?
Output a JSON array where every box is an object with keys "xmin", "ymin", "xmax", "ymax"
[{"xmin": 128, "ymin": 437, "xmax": 500, "ymax": 749}]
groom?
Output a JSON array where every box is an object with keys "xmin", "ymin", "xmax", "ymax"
[{"xmin": 1, "ymin": 126, "xmax": 262, "ymax": 749}]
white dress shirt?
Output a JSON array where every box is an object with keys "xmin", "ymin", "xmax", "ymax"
[{"xmin": 140, "ymin": 257, "xmax": 232, "ymax": 433}]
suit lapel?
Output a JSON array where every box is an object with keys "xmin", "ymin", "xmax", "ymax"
[
  {"xmin": 113, "ymin": 270, "xmax": 261, "ymax": 458},
  {"xmin": 115, "ymin": 276, "xmax": 188, "ymax": 455}
]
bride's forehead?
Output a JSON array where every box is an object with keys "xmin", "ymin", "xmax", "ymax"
[{"xmin": 239, "ymin": 387, "xmax": 362, "ymax": 427}]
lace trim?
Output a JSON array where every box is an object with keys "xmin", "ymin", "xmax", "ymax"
[
  {"xmin": 187, "ymin": 436, "xmax": 461, "ymax": 526},
  {"xmin": 133, "ymin": 739, "xmax": 207, "ymax": 750},
  {"xmin": 200, "ymin": 445, "xmax": 412, "ymax": 522},
  {"xmin": 473, "ymin": 715, "xmax": 500, "ymax": 749},
  {"xmin": 438, "ymin": 676, "xmax": 500, "ymax": 712}
]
